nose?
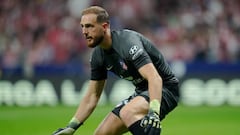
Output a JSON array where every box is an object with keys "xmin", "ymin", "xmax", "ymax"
[
  {"xmin": 82, "ymin": 27, "xmax": 87, "ymax": 34},
  {"xmin": 82, "ymin": 28, "xmax": 89, "ymax": 38}
]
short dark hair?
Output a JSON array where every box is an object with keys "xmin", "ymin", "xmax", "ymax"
[{"xmin": 81, "ymin": 6, "xmax": 110, "ymax": 23}]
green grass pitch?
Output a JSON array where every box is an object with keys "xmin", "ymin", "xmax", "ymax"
[{"xmin": 0, "ymin": 104, "xmax": 239, "ymax": 135}]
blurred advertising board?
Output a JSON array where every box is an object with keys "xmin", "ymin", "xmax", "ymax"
[{"xmin": 0, "ymin": 63, "xmax": 240, "ymax": 107}]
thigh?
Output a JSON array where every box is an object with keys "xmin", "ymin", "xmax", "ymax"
[
  {"xmin": 120, "ymin": 96, "xmax": 149, "ymax": 127},
  {"xmin": 94, "ymin": 112, "xmax": 128, "ymax": 135}
]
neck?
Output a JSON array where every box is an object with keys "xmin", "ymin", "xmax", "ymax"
[{"xmin": 99, "ymin": 29, "xmax": 112, "ymax": 50}]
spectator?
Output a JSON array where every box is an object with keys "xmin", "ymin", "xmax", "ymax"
[{"xmin": 0, "ymin": 0, "xmax": 239, "ymax": 76}]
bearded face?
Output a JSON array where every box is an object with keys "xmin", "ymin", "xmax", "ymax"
[
  {"xmin": 80, "ymin": 14, "xmax": 105, "ymax": 48},
  {"xmin": 85, "ymin": 29, "xmax": 104, "ymax": 48}
]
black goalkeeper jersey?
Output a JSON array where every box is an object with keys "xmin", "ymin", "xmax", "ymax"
[{"xmin": 90, "ymin": 29, "xmax": 178, "ymax": 92}]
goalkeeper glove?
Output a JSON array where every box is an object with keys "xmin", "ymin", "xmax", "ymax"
[
  {"xmin": 52, "ymin": 117, "xmax": 83, "ymax": 135},
  {"xmin": 140, "ymin": 99, "xmax": 161, "ymax": 135}
]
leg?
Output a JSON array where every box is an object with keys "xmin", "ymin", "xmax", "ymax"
[
  {"xmin": 120, "ymin": 89, "xmax": 179, "ymax": 135},
  {"xmin": 120, "ymin": 96, "xmax": 149, "ymax": 135},
  {"xmin": 94, "ymin": 112, "xmax": 128, "ymax": 135},
  {"xmin": 120, "ymin": 96, "xmax": 149, "ymax": 127},
  {"xmin": 94, "ymin": 95, "xmax": 149, "ymax": 135},
  {"xmin": 95, "ymin": 88, "xmax": 179, "ymax": 135}
]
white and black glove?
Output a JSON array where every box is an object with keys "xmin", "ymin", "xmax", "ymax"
[
  {"xmin": 52, "ymin": 117, "xmax": 83, "ymax": 135},
  {"xmin": 140, "ymin": 99, "xmax": 161, "ymax": 135}
]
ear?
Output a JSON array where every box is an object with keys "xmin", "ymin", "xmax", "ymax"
[{"xmin": 102, "ymin": 22, "xmax": 109, "ymax": 29}]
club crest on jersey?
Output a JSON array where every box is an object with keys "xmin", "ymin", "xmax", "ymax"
[{"xmin": 129, "ymin": 45, "xmax": 143, "ymax": 60}]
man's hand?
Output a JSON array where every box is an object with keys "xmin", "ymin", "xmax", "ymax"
[
  {"xmin": 140, "ymin": 99, "xmax": 161, "ymax": 135},
  {"xmin": 140, "ymin": 110, "xmax": 161, "ymax": 134},
  {"xmin": 52, "ymin": 117, "xmax": 83, "ymax": 135},
  {"xmin": 52, "ymin": 127, "xmax": 75, "ymax": 135}
]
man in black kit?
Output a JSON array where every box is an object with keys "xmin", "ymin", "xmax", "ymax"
[{"xmin": 53, "ymin": 6, "xmax": 179, "ymax": 135}]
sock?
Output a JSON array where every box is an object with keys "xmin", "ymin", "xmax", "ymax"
[{"xmin": 128, "ymin": 120, "xmax": 145, "ymax": 135}]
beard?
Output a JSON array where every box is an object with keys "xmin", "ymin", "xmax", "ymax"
[{"xmin": 87, "ymin": 35, "xmax": 104, "ymax": 48}]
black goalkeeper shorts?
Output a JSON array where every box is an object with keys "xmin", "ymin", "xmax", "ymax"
[{"xmin": 112, "ymin": 87, "xmax": 179, "ymax": 121}]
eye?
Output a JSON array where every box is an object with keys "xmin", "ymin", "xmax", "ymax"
[{"xmin": 85, "ymin": 24, "xmax": 94, "ymax": 28}]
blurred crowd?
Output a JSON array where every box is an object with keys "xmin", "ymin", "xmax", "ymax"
[{"xmin": 0, "ymin": 0, "xmax": 240, "ymax": 74}]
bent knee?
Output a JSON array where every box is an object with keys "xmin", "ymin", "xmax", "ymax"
[
  {"xmin": 119, "ymin": 96, "xmax": 148, "ymax": 126},
  {"xmin": 94, "ymin": 130, "xmax": 102, "ymax": 135},
  {"xmin": 94, "ymin": 123, "xmax": 127, "ymax": 135},
  {"xmin": 94, "ymin": 112, "xmax": 128, "ymax": 135},
  {"xmin": 94, "ymin": 128, "xmax": 107, "ymax": 135},
  {"xmin": 94, "ymin": 125, "xmax": 115, "ymax": 135}
]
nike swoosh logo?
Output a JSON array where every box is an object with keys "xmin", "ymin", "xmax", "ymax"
[{"xmin": 106, "ymin": 66, "xmax": 113, "ymax": 70}]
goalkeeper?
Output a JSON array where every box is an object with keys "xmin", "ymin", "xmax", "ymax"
[{"xmin": 52, "ymin": 6, "xmax": 179, "ymax": 135}]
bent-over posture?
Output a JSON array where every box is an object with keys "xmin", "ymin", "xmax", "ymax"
[{"xmin": 52, "ymin": 6, "xmax": 179, "ymax": 135}]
